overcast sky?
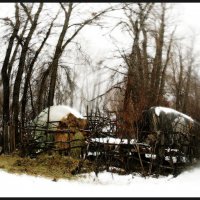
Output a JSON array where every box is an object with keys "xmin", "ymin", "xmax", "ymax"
[
  {"xmin": 1, "ymin": 3, "xmax": 200, "ymax": 56},
  {"xmin": 1, "ymin": 3, "xmax": 200, "ymax": 112}
]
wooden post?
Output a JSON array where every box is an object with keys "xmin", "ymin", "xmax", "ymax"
[
  {"xmin": 3, "ymin": 123, "xmax": 9, "ymax": 154},
  {"xmin": 10, "ymin": 123, "xmax": 15, "ymax": 152},
  {"xmin": 46, "ymin": 106, "xmax": 50, "ymax": 142}
]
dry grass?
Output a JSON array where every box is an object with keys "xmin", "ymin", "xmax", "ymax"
[{"xmin": 0, "ymin": 152, "xmax": 95, "ymax": 181}]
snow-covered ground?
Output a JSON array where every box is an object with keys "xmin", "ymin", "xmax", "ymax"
[
  {"xmin": 1, "ymin": 105, "xmax": 199, "ymax": 197},
  {"xmin": 0, "ymin": 165, "xmax": 200, "ymax": 197}
]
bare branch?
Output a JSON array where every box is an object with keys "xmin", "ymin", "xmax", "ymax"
[
  {"xmin": 90, "ymin": 81, "xmax": 124, "ymax": 102},
  {"xmin": 20, "ymin": 3, "xmax": 33, "ymax": 25},
  {"xmin": 62, "ymin": 6, "xmax": 115, "ymax": 51},
  {"xmin": 104, "ymin": 65, "xmax": 127, "ymax": 75}
]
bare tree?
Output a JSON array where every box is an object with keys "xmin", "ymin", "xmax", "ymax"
[
  {"xmin": 12, "ymin": 3, "xmax": 43, "ymax": 146},
  {"xmin": 169, "ymin": 37, "xmax": 197, "ymax": 115},
  {"xmin": 47, "ymin": 3, "xmax": 114, "ymax": 107},
  {"xmin": 21, "ymin": 10, "xmax": 59, "ymax": 127},
  {"xmin": 97, "ymin": 3, "xmax": 177, "ymax": 139},
  {"xmin": 114, "ymin": 3, "xmax": 155, "ymax": 138},
  {"xmin": 1, "ymin": 3, "xmax": 20, "ymax": 153}
]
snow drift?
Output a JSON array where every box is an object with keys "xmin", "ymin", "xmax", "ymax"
[{"xmin": 0, "ymin": 164, "xmax": 200, "ymax": 197}]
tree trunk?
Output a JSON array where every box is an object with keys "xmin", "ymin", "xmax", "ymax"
[
  {"xmin": 151, "ymin": 4, "xmax": 165, "ymax": 104},
  {"xmin": 1, "ymin": 3, "xmax": 20, "ymax": 153},
  {"xmin": 183, "ymin": 64, "xmax": 192, "ymax": 113},
  {"xmin": 12, "ymin": 3, "xmax": 43, "ymax": 146},
  {"xmin": 21, "ymin": 17, "xmax": 55, "ymax": 126},
  {"xmin": 48, "ymin": 3, "xmax": 73, "ymax": 107}
]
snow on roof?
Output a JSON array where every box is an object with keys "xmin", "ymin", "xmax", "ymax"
[
  {"xmin": 34, "ymin": 105, "xmax": 84, "ymax": 124},
  {"xmin": 154, "ymin": 106, "xmax": 194, "ymax": 122}
]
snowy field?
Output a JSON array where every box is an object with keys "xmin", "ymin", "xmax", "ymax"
[
  {"xmin": 0, "ymin": 105, "xmax": 199, "ymax": 197},
  {"xmin": 0, "ymin": 165, "xmax": 200, "ymax": 197}
]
